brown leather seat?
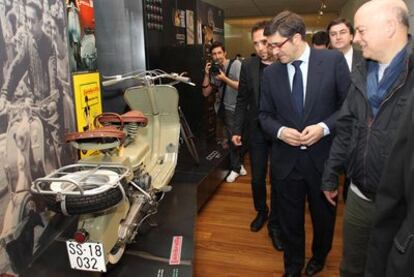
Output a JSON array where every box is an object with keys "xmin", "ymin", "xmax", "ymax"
[
  {"xmin": 65, "ymin": 126, "xmax": 126, "ymax": 151},
  {"xmin": 65, "ymin": 112, "xmax": 147, "ymax": 151},
  {"xmin": 66, "ymin": 126, "xmax": 125, "ymax": 142},
  {"xmin": 97, "ymin": 111, "xmax": 148, "ymax": 126}
]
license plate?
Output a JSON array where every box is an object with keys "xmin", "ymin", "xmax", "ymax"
[{"xmin": 66, "ymin": 241, "xmax": 107, "ymax": 272}]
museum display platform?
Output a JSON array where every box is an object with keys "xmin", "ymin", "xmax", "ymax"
[{"xmin": 20, "ymin": 138, "xmax": 228, "ymax": 277}]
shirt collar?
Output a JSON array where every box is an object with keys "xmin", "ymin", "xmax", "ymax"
[
  {"xmin": 289, "ymin": 43, "xmax": 310, "ymax": 65},
  {"xmin": 344, "ymin": 46, "xmax": 353, "ymax": 60},
  {"xmin": 344, "ymin": 47, "xmax": 353, "ymax": 71}
]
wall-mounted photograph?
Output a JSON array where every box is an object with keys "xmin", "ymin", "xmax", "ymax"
[
  {"xmin": 66, "ymin": 0, "xmax": 97, "ymax": 72},
  {"xmin": 0, "ymin": 0, "xmax": 75, "ymax": 274}
]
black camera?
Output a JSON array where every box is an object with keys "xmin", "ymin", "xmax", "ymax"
[{"xmin": 210, "ymin": 61, "xmax": 222, "ymax": 76}]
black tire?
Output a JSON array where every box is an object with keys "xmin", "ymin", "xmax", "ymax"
[{"xmin": 35, "ymin": 187, "xmax": 123, "ymax": 215}]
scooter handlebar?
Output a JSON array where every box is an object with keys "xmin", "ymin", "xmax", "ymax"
[
  {"xmin": 169, "ymin": 73, "xmax": 195, "ymax": 86},
  {"xmin": 102, "ymin": 78, "xmax": 121, "ymax": 87},
  {"xmin": 101, "ymin": 75, "xmax": 132, "ymax": 86},
  {"xmin": 101, "ymin": 70, "xmax": 195, "ymax": 87}
]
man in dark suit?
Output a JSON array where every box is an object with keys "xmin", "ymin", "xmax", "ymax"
[
  {"xmin": 232, "ymin": 21, "xmax": 282, "ymax": 251},
  {"xmin": 327, "ymin": 18, "xmax": 363, "ymax": 73},
  {"xmin": 259, "ymin": 11, "xmax": 350, "ymax": 276},
  {"xmin": 326, "ymin": 18, "xmax": 364, "ymax": 202}
]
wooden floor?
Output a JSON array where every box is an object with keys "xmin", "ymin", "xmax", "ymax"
[{"xmin": 194, "ymin": 163, "xmax": 344, "ymax": 276}]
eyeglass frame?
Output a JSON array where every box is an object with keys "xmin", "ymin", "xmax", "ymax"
[{"xmin": 268, "ymin": 36, "xmax": 292, "ymax": 50}]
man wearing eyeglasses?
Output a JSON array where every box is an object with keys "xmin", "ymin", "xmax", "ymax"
[{"xmin": 259, "ymin": 11, "xmax": 350, "ymax": 277}]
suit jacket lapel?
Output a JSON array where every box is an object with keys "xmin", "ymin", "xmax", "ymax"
[
  {"xmin": 352, "ymin": 49, "xmax": 363, "ymax": 73},
  {"xmin": 352, "ymin": 58, "xmax": 368, "ymax": 99},
  {"xmin": 303, "ymin": 50, "xmax": 323, "ymax": 122}
]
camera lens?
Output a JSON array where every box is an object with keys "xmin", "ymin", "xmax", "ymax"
[{"xmin": 210, "ymin": 62, "xmax": 221, "ymax": 75}]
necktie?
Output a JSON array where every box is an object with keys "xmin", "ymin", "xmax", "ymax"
[{"xmin": 292, "ymin": 60, "xmax": 304, "ymax": 117}]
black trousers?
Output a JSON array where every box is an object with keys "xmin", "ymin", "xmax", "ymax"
[
  {"xmin": 249, "ymin": 122, "xmax": 280, "ymax": 232},
  {"xmin": 223, "ymin": 110, "xmax": 245, "ymax": 172},
  {"xmin": 277, "ymin": 151, "xmax": 336, "ymax": 274}
]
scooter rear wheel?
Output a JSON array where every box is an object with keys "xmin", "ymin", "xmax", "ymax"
[
  {"xmin": 33, "ymin": 169, "xmax": 127, "ymax": 215},
  {"xmin": 38, "ymin": 186, "xmax": 124, "ymax": 215}
]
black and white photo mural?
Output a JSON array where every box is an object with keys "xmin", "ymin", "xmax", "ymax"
[{"xmin": 0, "ymin": 0, "xmax": 75, "ymax": 274}]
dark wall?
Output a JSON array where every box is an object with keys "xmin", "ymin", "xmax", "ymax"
[
  {"xmin": 94, "ymin": 0, "xmax": 146, "ymax": 113},
  {"xmin": 145, "ymin": 0, "xmax": 224, "ymax": 135},
  {"xmin": 144, "ymin": 0, "xmax": 196, "ymax": 69},
  {"xmin": 160, "ymin": 45, "xmax": 205, "ymax": 135}
]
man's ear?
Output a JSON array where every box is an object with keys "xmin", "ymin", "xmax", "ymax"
[
  {"xmin": 385, "ymin": 18, "xmax": 397, "ymax": 38},
  {"xmin": 292, "ymin": 33, "xmax": 302, "ymax": 44}
]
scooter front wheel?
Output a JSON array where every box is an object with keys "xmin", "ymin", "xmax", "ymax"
[{"xmin": 108, "ymin": 241, "xmax": 126, "ymax": 264}]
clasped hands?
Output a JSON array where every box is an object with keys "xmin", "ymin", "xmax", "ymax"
[
  {"xmin": 280, "ymin": 124, "xmax": 324, "ymax": 147},
  {"xmin": 282, "ymin": 125, "xmax": 339, "ymax": 206},
  {"xmin": 282, "ymin": 125, "xmax": 339, "ymax": 207}
]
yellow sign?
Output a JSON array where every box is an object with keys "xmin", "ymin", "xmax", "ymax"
[{"xmin": 72, "ymin": 72, "xmax": 102, "ymax": 157}]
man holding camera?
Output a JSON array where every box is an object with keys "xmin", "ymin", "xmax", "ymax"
[{"xmin": 202, "ymin": 41, "xmax": 244, "ymax": 183}]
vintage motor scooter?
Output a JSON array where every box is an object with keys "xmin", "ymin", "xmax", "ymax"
[{"xmin": 30, "ymin": 70, "xmax": 195, "ymax": 272}]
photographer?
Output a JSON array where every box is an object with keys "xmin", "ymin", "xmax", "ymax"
[{"xmin": 202, "ymin": 41, "xmax": 244, "ymax": 183}]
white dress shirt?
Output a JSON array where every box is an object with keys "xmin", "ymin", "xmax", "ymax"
[
  {"xmin": 344, "ymin": 47, "xmax": 353, "ymax": 72},
  {"xmin": 287, "ymin": 44, "xmax": 310, "ymax": 98}
]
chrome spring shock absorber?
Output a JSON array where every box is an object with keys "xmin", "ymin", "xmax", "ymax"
[{"xmin": 125, "ymin": 122, "xmax": 139, "ymax": 145}]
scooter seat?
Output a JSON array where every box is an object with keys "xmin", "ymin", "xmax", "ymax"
[
  {"xmin": 97, "ymin": 111, "xmax": 148, "ymax": 126},
  {"xmin": 65, "ymin": 126, "xmax": 126, "ymax": 151}
]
